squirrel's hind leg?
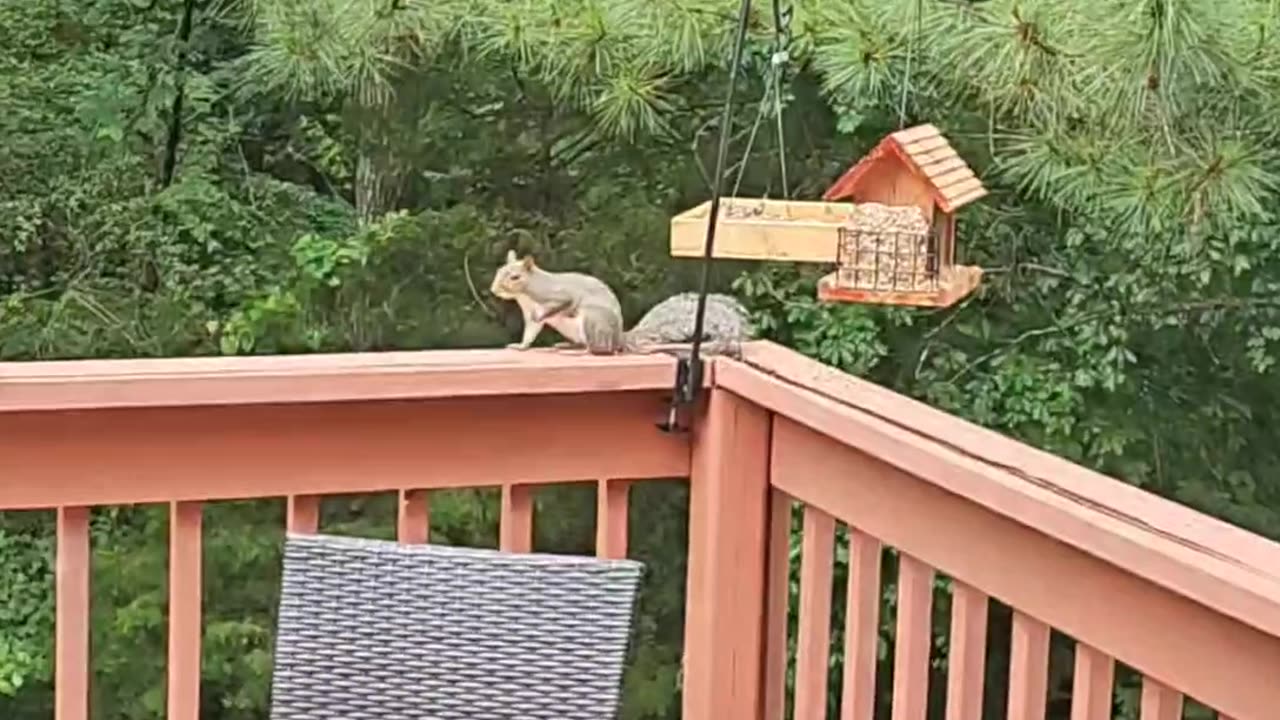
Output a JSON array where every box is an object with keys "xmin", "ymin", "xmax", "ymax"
[{"xmin": 581, "ymin": 312, "xmax": 625, "ymax": 355}]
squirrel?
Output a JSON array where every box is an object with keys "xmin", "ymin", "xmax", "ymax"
[
  {"xmin": 489, "ymin": 251, "xmax": 754, "ymax": 356},
  {"xmin": 489, "ymin": 250, "xmax": 627, "ymax": 355}
]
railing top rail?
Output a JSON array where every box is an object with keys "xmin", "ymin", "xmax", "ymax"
[
  {"xmin": 720, "ymin": 341, "xmax": 1280, "ymax": 639},
  {"xmin": 0, "ymin": 347, "xmax": 690, "ymax": 412}
]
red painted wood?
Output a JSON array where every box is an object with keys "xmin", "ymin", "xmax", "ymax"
[
  {"xmin": 167, "ymin": 501, "xmax": 203, "ymax": 720},
  {"xmin": 287, "ymin": 495, "xmax": 319, "ymax": 534},
  {"xmin": 766, "ymin": 415, "xmax": 1280, "ymax": 719},
  {"xmin": 1139, "ymin": 678, "xmax": 1183, "ymax": 720},
  {"xmin": 683, "ymin": 389, "xmax": 771, "ymax": 720},
  {"xmin": 595, "ymin": 479, "xmax": 630, "ymax": 559},
  {"xmin": 1007, "ymin": 611, "xmax": 1050, "ymax": 720},
  {"xmin": 945, "ymin": 582, "xmax": 988, "ymax": 720},
  {"xmin": 840, "ymin": 529, "xmax": 882, "ymax": 720},
  {"xmin": 500, "ymin": 484, "xmax": 533, "ymax": 553},
  {"xmin": 55, "ymin": 506, "xmax": 90, "ymax": 720},
  {"xmin": 892, "ymin": 554, "xmax": 935, "ymax": 720},
  {"xmin": 1069, "ymin": 644, "xmax": 1114, "ymax": 720},
  {"xmin": 398, "ymin": 489, "xmax": 429, "ymax": 544},
  {"xmin": 763, "ymin": 489, "xmax": 793, "ymax": 720},
  {"xmin": 795, "ymin": 506, "xmax": 835, "ymax": 720},
  {"xmin": 1, "ymin": 393, "xmax": 689, "ymax": 509}
]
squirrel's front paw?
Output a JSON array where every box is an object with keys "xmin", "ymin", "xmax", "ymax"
[{"xmin": 506, "ymin": 342, "xmax": 529, "ymax": 350}]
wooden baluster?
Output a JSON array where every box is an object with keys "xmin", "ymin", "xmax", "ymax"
[
  {"xmin": 762, "ymin": 489, "xmax": 793, "ymax": 720},
  {"xmin": 840, "ymin": 529, "xmax": 882, "ymax": 720},
  {"xmin": 286, "ymin": 494, "xmax": 320, "ymax": 534},
  {"xmin": 944, "ymin": 582, "xmax": 988, "ymax": 720},
  {"xmin": 682, "ymin": 388, "xmax": 771, "ymax": 720},
  {"xmin": 892, "ymin": 554, "xmax": 935, "ymax": 720},
  {"xmin": 398, "ymin": 489, "xmax": 430, "ymax": 544},
  {"xmin": 795, "ymin": 506, "xmax": 836, "ymax": 720},
  {"xmin": 55, "ymin": 506, "xmax": 91, "ymax": 720},
  {"xmin": 1007, "ymin": 611, "xmax": 1050, "ymax": 720},
  {"xmin": 500, "ymin": 484, "xmax": 533, "ymax": 552},
  {"xmin": 167, "ymin": 501, "xmax": 203, "ymax": 720},
  {"xmin": 1140, "ymin": 678, "xmax": 1183, "ymax": 720},
  {"xmin": 595, "ymin": 479, "xmax": 630, "ymax": 559},
  {"xmin": 1070, "ymin": 644, "xmax": 1115, "ymax": 720}
]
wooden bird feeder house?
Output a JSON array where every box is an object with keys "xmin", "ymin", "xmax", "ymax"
[
  {"xmin": 816, "ymin": 124, "xmax": 987, "ymax": 307},
  {"xmin": 668, "ymin": 124, "xmax": 986, "ymax": 308}
]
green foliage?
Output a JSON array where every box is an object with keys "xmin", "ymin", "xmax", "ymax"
[
  {"xmin": 0, "ymin": 527, "xmax": 53, "ymax": 697},
  {"xmin": 735, "ymin": 265, "xmax": 891, "ymax": 374},
  {"xmin": 4, "ymin": 0, "xmax": 1280, "ymax": 718}
]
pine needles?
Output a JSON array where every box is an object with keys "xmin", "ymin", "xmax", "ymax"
[{"xmin": 232, "ymin": 0, "xmax": 1280, "ymax": 232}]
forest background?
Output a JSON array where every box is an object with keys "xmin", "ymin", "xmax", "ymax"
[{"xmin": 2, "ymin": 0, "xmax": 1279, "ymax": 718}]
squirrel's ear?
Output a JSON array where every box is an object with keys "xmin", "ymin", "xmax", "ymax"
[
  {"xmin": 505, "ymin": 249, "xmax": 518, "ymax": 264},
  {"xmin": 521, "ymin": 255, "xmax": 535, "ymax": 270}
]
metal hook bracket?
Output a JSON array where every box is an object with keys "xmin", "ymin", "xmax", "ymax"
[{"xmin": 656, "ymin": 354, "xmax": 704, "ymax": 433}]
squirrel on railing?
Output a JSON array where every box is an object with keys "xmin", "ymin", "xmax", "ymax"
[{"xmin": 489, "ymin": 250, "xmax": 753, "ymax": 356}]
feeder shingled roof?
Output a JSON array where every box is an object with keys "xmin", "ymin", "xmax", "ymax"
[{"xmin": 821, "ymin": 124, "xmax": 988, "ymax": 214}]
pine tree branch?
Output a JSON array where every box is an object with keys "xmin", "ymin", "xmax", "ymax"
[
  {"xmin": 913, "ymin": 292, "xmax": 978, "ymax": 380},
  {"xmin": 946, "ymin": 296, "xmax": 1280, "ymax": 384}
]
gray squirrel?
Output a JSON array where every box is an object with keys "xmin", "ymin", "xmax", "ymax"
[{"xmin": 489, "ymin": 250, "xmax": 753, "ymax": 356}]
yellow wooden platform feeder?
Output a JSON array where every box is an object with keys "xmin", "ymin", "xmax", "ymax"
[
  {"xmin": 669, "ymin": 124, "xmax": 988, "ymax": 308},
  {"xmin": 670, "ymin": 198, "xmax": 855, "ymax": 263}
]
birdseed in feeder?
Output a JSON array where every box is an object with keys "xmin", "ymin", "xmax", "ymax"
[{"xmin": 836, "ymin": 203, "xmax": 937, "ymax": 291}]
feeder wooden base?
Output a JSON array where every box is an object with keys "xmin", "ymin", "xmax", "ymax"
[{"xmin": 817, "ymin": 265, "xmax": 983, "ymax": 308}]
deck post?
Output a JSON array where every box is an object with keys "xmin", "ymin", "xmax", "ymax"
[{"xmin": 683, "ymin": 387, "xmax": 772, "ymax": 720}]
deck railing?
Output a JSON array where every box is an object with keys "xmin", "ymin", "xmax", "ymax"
[{"xmin": 2, "ymin": 341, "xmax": 1278, "ymax": 720}]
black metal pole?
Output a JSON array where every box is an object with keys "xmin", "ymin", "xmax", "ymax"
[{"xmin": 681, "ymin": 0, "xmax": 753, "ymax": 404}]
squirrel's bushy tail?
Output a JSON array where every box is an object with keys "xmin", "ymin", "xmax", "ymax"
[
  {"xmin": 622, "ymin": 292, "xmax": 752, "ymax": 357},
  {"xmin": 621, "ymin": 335, "xmax": 744, "ymax": 358}
]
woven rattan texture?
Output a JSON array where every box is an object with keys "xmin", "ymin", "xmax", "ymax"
[{"xmin": 269, "ymin": 533, "xmax": 644, "ymax": 720}]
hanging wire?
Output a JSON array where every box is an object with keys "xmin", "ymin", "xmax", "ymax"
[
  {"xmin": 729, "ymin": 5, "xmax": 793, "ymax": 199},
  {"xmin": 772, "ymin": 55, "xmax": 790, "ymax": 198},
  {"xmin": 771, "ymin": 0, "xmax": 792, "ymax": 197},
  {"xmin": 664, "ymin": 0, "xmax": 791, "ymax": 431},
  {"xmin": 897, "ymin": 0, "xmax": 924, "ymax": 128},
  {"xmin": 665, "ymin": 0, "xmax": 754, "ymax": 425},
  {"xmin": 728, "ymin": 1, "xmax": 793, "ymax": 199},
  {"xmin": 730, "ymin": 77, "xmax": 775, "ymax": 197}
]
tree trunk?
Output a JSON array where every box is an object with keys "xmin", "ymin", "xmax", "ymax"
[{"xmin": 354, "ymin": 150, "xmax": 403, "ymax": 225}]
